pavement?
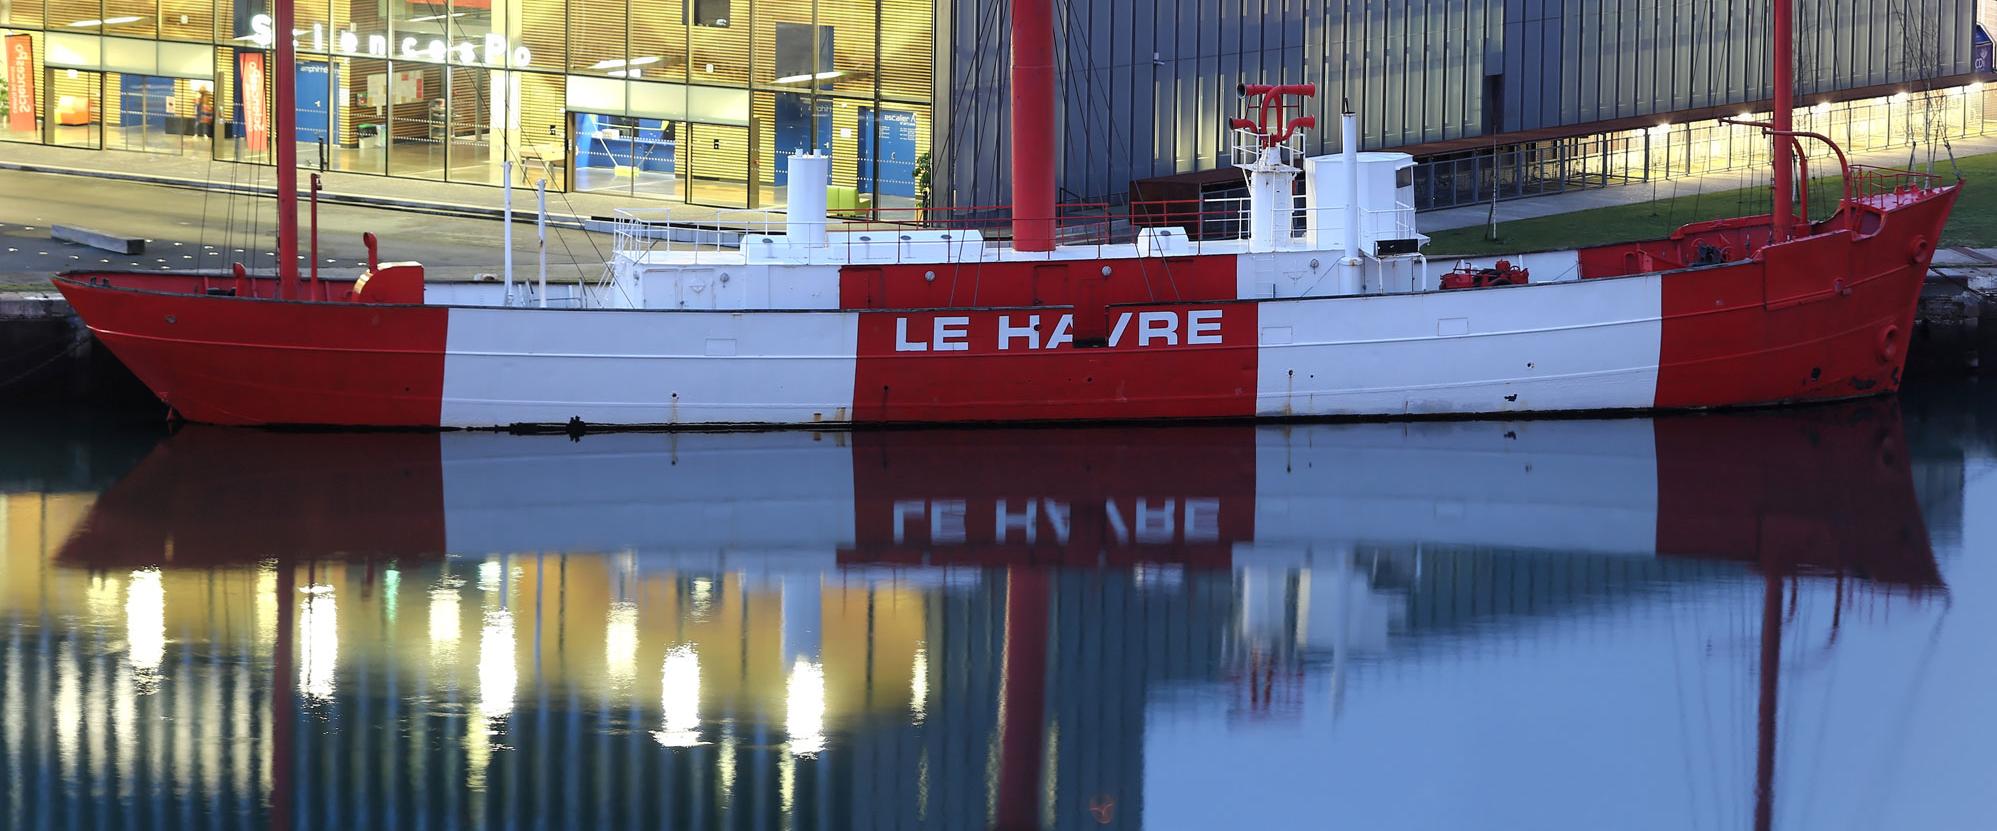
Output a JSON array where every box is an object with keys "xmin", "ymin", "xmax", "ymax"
[
  {"xmin": 0, "ymin": 140, "xmax": 708, "ymax": 225},
  {"xmin": 1416, "ymin": 135, "xmax": 1997, "ymax": 233},
  {"xmin": 0, "ymin": 166, "xmax": 613, "ymax": 289},
  {"xmin": 4, "ymin": 134, "xmax": 1995, "ymax": 290}
]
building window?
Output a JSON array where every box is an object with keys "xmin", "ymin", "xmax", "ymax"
[{"xmin": 692, "ymin": 0, "xmax": 729, "ymax": 28}]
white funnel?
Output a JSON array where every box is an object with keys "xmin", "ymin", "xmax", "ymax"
[{"xmin": 786, "ymin": 153, "xmax": 831, "ymax": 248}]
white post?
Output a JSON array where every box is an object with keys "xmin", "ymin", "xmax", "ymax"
[
  {"xmin": 503, "ymin": 159, "xmax": 515, "ymax": 306},
  {"xmin": 785, "ymin": 152, "xmax": 831, "ymax": 251},
  {"xmin": 536, "ymin": 180, "xmax": 548, "ymax": 308},
  {"xmin": 1247, "ymin": 147, "xmax": 1291, "ymax": 254},
  {"xmin": 1340, "ymin": 111, "xmax": 1363, "ymax": 295}
]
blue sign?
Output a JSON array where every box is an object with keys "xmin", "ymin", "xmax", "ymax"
[
  {"xmin": 774, "ymin": 93, "xmax": 833, "ymax": 187},
  {"xmin": 858, "ymin": 108, "xmax": 918, "ymax": 198}
]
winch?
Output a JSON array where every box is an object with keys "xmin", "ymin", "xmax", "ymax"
[{"xmin": 1440, "ymin": 259, "xmax": 1530, "ymax": 290}]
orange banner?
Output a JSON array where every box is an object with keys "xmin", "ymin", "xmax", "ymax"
[
  {"xmin": 5, "ymin": 34, "xmax": 34, "ymax": 134},
  {"xmin": 238, "ymin": 50, "xmax": 267, "ymax": 153}
]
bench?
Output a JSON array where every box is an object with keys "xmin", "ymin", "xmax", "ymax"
[{"xmin": 51, "ymin": 225, "xmax": 144, "ymax": 255}]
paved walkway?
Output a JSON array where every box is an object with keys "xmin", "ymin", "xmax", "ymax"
[
  {"xmin": 8, "ymin": 133, "xmax": 1992, "ymax": 240},
  {"xmin": 1417, "ymin": 135, "xmax": 1997, "ymax": 234},
  {"xmin": 0, "ymin": 141, "xmax": 774, "ymax": 228}
]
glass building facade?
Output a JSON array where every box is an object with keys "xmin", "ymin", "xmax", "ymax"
[
  {"xmin": 0, "ymin": 0, "xmax": 934, "ymax": 208},
  {"xmin": 935, "ymin": 0, "xmax": 1983, "ymax": 210}
]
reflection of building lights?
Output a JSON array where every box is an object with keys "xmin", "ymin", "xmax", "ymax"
[
  {"xmin": 55, "ymin": 642, "xmax": 80, "ymax": 783},
  {"xmin": 689, "ymin": 578, "xmax": 715, "ymax": 621},
  {"xmin": 652, "ymin": 644, "xmax": 702, "ymax": 747},
  {"xmin": 909, "ymin": 643, "xmax": 928, "ymax": 725},
  {"xmin": 299, "ymin": 587, "xmax": 338, "ymax": 701},
  {"xmin": 477, "ymin": 560, "xmax": 504, "ymax": 593},
  {"xmin": 255, "ymin": 563, "xmax": 278, "ymax": 654},
  {"xmin": 785, "ymin": 657, "xmax": 827, "ymax": 757},
  {"xmin": 478, "ymin": 609, "xmax": 517, "ymax": 719},
  {"xmin": 85, "ymin": 573, "xmax": 123, "ymax": 622},
  {"xmin": 605, "ymin": 602, "xmax": 639, "ymax": 685},
  {"xmin": 126, "ymin": 568, "xmax": 166, "ymax": 692},
  {"xmin": 716, "ymin": 723, "xmax": 737, "ymax": 806},
  {"xmin": 429, "ymin": 584, "xmax": 463, "ymax": 659}
]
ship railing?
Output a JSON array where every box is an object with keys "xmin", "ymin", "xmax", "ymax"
[
  {"xmin": 1125, "ymin": 195, "xmax": 1425, "ymax": 254},
  {"xmin": 1851, "ymin": 165, "xmax": 1950, "ymax": 200},
  {"xmin": 615, "ymin": 197, "xmax": 1428, "ymax": 265}
]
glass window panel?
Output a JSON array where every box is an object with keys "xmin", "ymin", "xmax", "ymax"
[
  {"xmin": 626, "ymin": 0, "xmax": 685, "ymax": 83},
  {"xmin": 687, "ymin": 0, "xmax": 742, "ymax": 86},
  {"xmin": 862, "ymin": 101, "xmax": 925, "ymax": 211},
  {"xmin": 159, "ymin": 0, "xmax": 214, "ymax": 42},
  {"xmin": 103, "ymin": 0, "xmax": 158, "ymax": 39},
  {"xmin": 383, "ymin": 59, "xmax": 443, "ymax": 178},
  {"xmin": 446, "ymin": 63, "xmax": 497, "ymax": 183},
  {"xmin": 443, "ymin": 0, "xmax": 489, "ymax": 50},
  {"xmin": 332, "ymin": 54, "xmax": 386, "ymax": 173},
  {"xmin": 46, "ymin": 0, "xmax": 99, "ymax": 32},
  {"xmin": 516, "ymin": 68, "xmax": 563, "ymax": 189},
  {"xmin": 566, "ymin": 0, "xmax": 623, "ymax": 75},
  {"xmin": 512, "ymin": 0, "xmax": 560, "ymax": 71},
  {"xmin": 105, "ymin": 70, "xmax": 208, "ymax": 155},
  {"xmin": 2, "ymin": 0, "xmax": 46, "ymax": 28},
  {"xmin": 814, "ymin": 0, "xmax": 873, "ymax": 99},
  {"xmin": 295, "ymin": 55, "xmax": 332, "ymax": 166},
  {"xmin": 882, "ymin": 0, "xmax": 926, "ymax": 102},
  {"xmin": 48, "ymin": 66, "xmax": 102, "ymax": 148},
  {"xmin": 294, "ymin": 0, "xmax": 330, "ymax": 54},
  {"xmin": 685, "ymin": 120, "xmax": 745, "ymax": 206}
]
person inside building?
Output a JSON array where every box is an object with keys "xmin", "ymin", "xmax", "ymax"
[{"xmin": 195, "ymin": 89, "xmax": 215, "ymax": 139}]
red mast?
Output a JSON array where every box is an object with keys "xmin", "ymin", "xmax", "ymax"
[
  {"xmin": 1009, "ymin": 0, "xmax": 1056, "ymax": 252},
  {"xmin": 1771, "ymin": 0, "xmax": 1794, "ymax": 240},
  {"xmin": 272, "ymin": 0, "xmax": 301, "ymax": 294}
]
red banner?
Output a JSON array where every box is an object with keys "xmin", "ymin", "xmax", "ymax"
[
  {"xmin": 5, "ymin": 34, "xmax": 34, "ymax": 134},
  {"xmin": 237, "ymin": 50, "xmax": 268, "ymax": 153}
]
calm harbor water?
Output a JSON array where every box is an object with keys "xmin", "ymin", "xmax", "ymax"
[{"xmin": 2, "ymin": 387, "xmax": 1994, "ymax": 830}]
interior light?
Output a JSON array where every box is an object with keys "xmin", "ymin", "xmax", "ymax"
[
  {"xmin": 69, "ymin": 16, "xmax": 142, "ymax": 26},
  {"xmin": 1891, "ymin": 90, "xmax": 1911, "ymax": 103},
  {"xmin": 773, "ymin": 70, "xmax": 845, "ymax": 85},
  {"xmin": 592, "ymin": 56, "xmax": 661, "ymax": 70}
]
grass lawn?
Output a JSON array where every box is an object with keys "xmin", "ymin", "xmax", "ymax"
[{"xmin": 1425, "ymin": 150, "xmax": 1997, "ymax": 256}]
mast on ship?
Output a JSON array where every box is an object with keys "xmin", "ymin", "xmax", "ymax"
[
  {"xmin": 1771, "ymin": 0, "xmax": 1795, "ymax": 241},
  {"xmin": 272, "ymin": 0, "xmax": 302, "ymax": 296},
  {"xmin": 1010, "ymin": 0, "xmax": 1055, "ymax": 252}
]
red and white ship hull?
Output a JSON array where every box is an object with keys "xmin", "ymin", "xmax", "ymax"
[{"xmin": 54, "ymin": 182, "xmax": 1956, "ymax": 429}]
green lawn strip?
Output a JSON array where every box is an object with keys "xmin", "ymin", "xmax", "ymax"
[{"xmin": 1426, "ymin": 152, "xmax": 1997, "ymax": 257}]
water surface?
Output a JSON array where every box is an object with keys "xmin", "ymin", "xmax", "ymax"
[{"xmin": 2, "ymin": 389, "xmax": 1994, "ymax": 829}]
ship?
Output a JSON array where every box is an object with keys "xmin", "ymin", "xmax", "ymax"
[{"xmin": 51, "ymin": 0, "xmax": 1959, "ymax": 429}]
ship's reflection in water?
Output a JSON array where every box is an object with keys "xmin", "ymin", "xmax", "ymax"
[{"xmin": 1, "ymin": 393, "xmax": 1992, "ymax": 830}]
